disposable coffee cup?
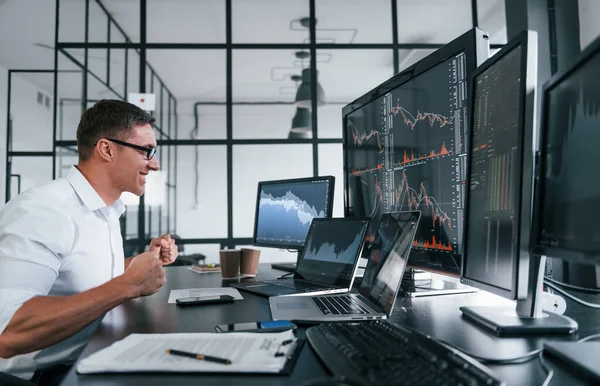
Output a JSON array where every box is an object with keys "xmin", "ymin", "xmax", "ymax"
[
  {"xmin": 240, "ymin": 248, "xmax": 261, "ymax": 277},
  {"xmin": 219, "ymin": 249, "xmax": 241, "ymax": 279}
]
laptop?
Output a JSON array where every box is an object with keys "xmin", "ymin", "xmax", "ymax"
[
  {"xmin": 269, "ymin": 211, "xmax": 420, "ymax": 322},
  {"xmin": 231, "ymin": 217, "xmax": 369, "ymax": 297}
]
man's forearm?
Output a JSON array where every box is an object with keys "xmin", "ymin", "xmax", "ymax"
[
  {"xmin": 0, "ymin": 276, "xmax": 137, "ymax": 358},
  {"xmin": 124, "ymin": 256, "xmax": 134, "ymax": 269}
]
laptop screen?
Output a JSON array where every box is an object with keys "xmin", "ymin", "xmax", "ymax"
[
  {"xmin": 295, "ymin": 218, "xmax": 369, "ymax": 286},
  {"xmin": 358, "ymin": 211, "xmax": 421, "ymax": 315}
]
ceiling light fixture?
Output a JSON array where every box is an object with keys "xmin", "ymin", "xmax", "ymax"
[
  {"xmin": 290, "ymin": 107, "xmax": 311, "ymax": 133},
  {"xmin": 295, "ymin": 67, "xmax": 326, "ymax": 108}
]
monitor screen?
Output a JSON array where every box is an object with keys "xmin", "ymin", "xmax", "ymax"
[
  {"xmin": 295, "ymin": 218, "xmax": 369, "ymax": 286},
  {"xmin": 359, "ymin": 211, "xmax": 421, "ymax": 315},
  {"xmin": 534, "ymin": 41, "xmax": 600, "ymax": 258},
  {"xmin": 464, "ymin": 45, "xmax": 523, "ymax": 292},
  {"xmin": 253, "ymin": 176, "xmax": 334, "ymax": 249},
  {"xmin": 344, "ymin": 51, "xmax": 469, "ymax": 275}
]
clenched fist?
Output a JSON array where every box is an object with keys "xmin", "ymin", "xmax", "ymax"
[
  {"xmin": 149, "ymin": 234, "xmax": 179, "ymax": 266},
  {"xmin": 123, "ymin": 251, "xmax": 166, "ymax": 297}
]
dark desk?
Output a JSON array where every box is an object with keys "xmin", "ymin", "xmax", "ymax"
[{"xmin": 60, "ymin": 265, "xmax": 600, "ymax": 386}]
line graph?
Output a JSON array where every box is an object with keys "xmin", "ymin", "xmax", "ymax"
[
  {"xmin": 375, "ymin": 175, "xmax": 384, "ymax": 204},
  {"xmin": 394, "ymin": 170, "xmax": 453, "ymax": 231},
  {"xmin": 344, "ymin": 51, "xmax": 467, "ymax": 272},
  {"xmin": 391, "ymin": 104, "xmax": 454, "ymax": 130},
  {"xmin": 351, "ymin": 163, "xmax": 382, "ymax": 176},
  {"xmin": 349, "ymin": 121, "xmax": 383, "ymax": 151}
]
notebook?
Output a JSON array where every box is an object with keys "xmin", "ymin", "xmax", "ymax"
[
  {"xmin": 269, "ymin": 211, "xmax": 420, "ymax": 322},
  {"xmin": 231, "ymin": 217, "xmax": 369, "ymax": 297}
]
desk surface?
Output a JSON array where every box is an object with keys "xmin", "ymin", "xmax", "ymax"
[{"xmin": 60, "ymin": 265, "xmax": 600, "ymax": 386}]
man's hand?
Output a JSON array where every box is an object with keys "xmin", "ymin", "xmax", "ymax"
[
  {"xmin": 149, "ymin": 234, "xmax": 179, "ymax": 266},
  {"xmin": 122, "ymin": 251, "xmax": 166, "ymax": 297}
]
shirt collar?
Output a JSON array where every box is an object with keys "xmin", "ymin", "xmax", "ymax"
[{"xmin": 65, "ymin": 166, "xmax": 125, "ymax": 216}]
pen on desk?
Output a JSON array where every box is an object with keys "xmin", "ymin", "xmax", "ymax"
[{"xmin": 165, "ymin": 349, "xmax": 232, "ymax": 365}]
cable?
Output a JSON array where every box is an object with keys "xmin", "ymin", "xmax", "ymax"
[
  {"xmin": 538, "ymin": 351, "xmax": 554, "ymax": 386},
  {"xmin": 544, "ymin": 281, "xmax": 600, "ymax": 309},
  {"xmin": 438, "ymin": 340, "xmax": 542, "ymax": 364},
  {"xmin": 578, "ymin": 332, "xmax": 600, "ymax": 343},
  {"xmin": 544, "ymin": 277, "xmax": 600, "ymax": 294}
]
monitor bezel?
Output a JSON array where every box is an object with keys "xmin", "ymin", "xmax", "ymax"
[
  {"xmin": 531, "ymin": 33, "xmax": 600, "ymax": 265},
  {"xmin": 341, "ymin": 27, "xmax": 490, "ymax": 276},
  {"xmin": 252, "ymin": 175, "xmax": 335, "ymax": 249},
  {"xmin": 460, "ymin": 30, "xmax": 538, "ymax": 300}
]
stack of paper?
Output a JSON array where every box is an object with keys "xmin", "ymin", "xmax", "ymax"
[{"xmin": 77, "ymin": 330, "xmax": 298, "ymax": 374}]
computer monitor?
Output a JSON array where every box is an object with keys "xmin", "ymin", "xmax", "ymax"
[
  {"xmin": 529, "ymin": 31, "xmax": 600, "ymax": 382},
  {"xmin": 342, "ymin": 28, "xmax": 489, "ymax": 281},
  {"xmin": 253, "ymin": 176, "xmax": 335, "ymax": 250},
  {"xmin": 459, "ymin": 30, "xmax": 577, "ymax": 335},
  {"xmin": 532, "ymin": 39, "xmax": 600, "ymax": 266}
]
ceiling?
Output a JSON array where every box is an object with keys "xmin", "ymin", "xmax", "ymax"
[{"xmin": 0, "ymin": 0, "xmax": 507, "ymax": 103}]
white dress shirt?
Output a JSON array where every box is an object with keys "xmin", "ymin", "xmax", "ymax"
[{"xmin": 0, "ymin": 166, "xmax": 126, "ymax": 379}]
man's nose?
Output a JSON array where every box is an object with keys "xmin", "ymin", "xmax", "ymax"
[{"xmin": 148, "ymin": 156, "xmax": 160, "ymax": 171}]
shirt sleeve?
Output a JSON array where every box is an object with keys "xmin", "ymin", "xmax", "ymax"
[{"xmin": 0, "ymin": 197, "xmax": 75, "ymax": 334}]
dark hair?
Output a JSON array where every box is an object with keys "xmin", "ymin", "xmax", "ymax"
[{"xmin": 76, "ymin": 99, "xmax": 155, "ymax": 161}]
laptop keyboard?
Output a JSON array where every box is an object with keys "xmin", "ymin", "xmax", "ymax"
[
  {"xmin": 313, "ymin": 295, "xmax": 370, "ymax": 315},
  {"xmin": 263, "ymin": 278, "xmax": 338, "ymax": 292}
]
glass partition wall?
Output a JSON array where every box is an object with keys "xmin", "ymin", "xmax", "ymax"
[{"xmin": 5, "ymin": 0, "xmax": 505, "ymax": 263}]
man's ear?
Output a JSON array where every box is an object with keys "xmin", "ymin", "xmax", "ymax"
[{"xmin": 96, "ymin": 139, "xmax": 114, "ymax": 162}]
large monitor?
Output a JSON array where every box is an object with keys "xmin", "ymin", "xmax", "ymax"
[
  {"xmin": 531, "ymin": 33, "xmax": 600, "ymax": 381},
  {"xmin": 459, "ymin": 31, "xmax": 577, "ymax": 335},
  {"xmin": 532, "ymin": 38, "xmax": 600, "ymax": 266},
  {"xmin": 342, "ymin": 28, "xmax": 489, "ymax": 278},
  {"xmin": 253, "ymin": 176, "xmax": 335, "ymax": 249}
]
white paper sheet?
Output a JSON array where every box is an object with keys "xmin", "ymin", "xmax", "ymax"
[
  {"xmin": 167, "ymin": 288, "xmax": 244, "ymax": 303},
  {"xmin": 76, "ymin": 330, "xmax": 298, "ymax": 374}
]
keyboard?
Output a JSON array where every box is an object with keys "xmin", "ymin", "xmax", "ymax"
[
  {"xmin": 313, "ymin": 295, "xmax": 370, "ymax": 315},
  {"xmin": 306, "ymin": 320, "xmax": 505, "ymax": 386},
  {"xmin": 263, "ymin": 278, "xmax": 337, "ymax": 293}
]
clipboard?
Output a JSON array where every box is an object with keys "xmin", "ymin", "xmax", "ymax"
[
  {"xmin": 76, "ymin": 330, "xmax": 305, "ymax": 375},
  {"xmin": 280, "ymin": 338, "xmax": 305, "ymax": 375}
]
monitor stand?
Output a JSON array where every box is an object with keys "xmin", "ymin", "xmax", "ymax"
[
  {"xmin": 400, "ymin": 268, "xmax": 478, "ymax": 297},
  {"xmin": 460, "ymin": 255, "xmax": 578, "ymax": 335}
]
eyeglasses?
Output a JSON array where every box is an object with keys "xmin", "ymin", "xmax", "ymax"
[{"xmin": 102, "ymin": 138, "xmax": 157, "ymax": 160}]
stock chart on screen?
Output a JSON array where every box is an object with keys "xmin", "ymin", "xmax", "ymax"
[
  {"xmin": 345, "ymin": 52, "xmax": 468, "ymax": 274},
  {"xmin": 255, "ymin": 180, "xmax": 330, "ymax": 246},
  {"xmin": 303, "ymin": 220, "xmax": 365, "ymax": 264}
]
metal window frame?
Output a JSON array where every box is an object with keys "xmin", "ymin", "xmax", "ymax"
[{"xmin": 33, "ymin": 0, "xmax": 507, "ymax": 251}]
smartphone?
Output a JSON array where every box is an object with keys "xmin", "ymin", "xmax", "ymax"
[
  {"xmin": 215, "ymin": 320, "xmax": 297, "ymax": 333},
  {"xmin": 176, "ymin": 295, "xmax": 235, "ymax": 306}
]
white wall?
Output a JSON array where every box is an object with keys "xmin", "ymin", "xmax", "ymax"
[{"xmin": 579, "ymin": 0, "xmax": 600, "ymax": 50}]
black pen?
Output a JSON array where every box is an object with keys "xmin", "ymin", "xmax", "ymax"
[{"xmin": 165, "ymin": 349, "xmax": 232, "ymax": 365}]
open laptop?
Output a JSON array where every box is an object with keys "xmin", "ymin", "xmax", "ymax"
[
  {"xmin": 231, "ymin": 217, "xmax": 369, "ymax": 297},
  {"xmin": 269, "ymin": 211, "xmax": 420, "ymax": 322}
]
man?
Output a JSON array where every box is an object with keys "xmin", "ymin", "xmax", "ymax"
[{"xmin": 0, "ymin": 99, "xmax": 178, "ymax": 384}]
